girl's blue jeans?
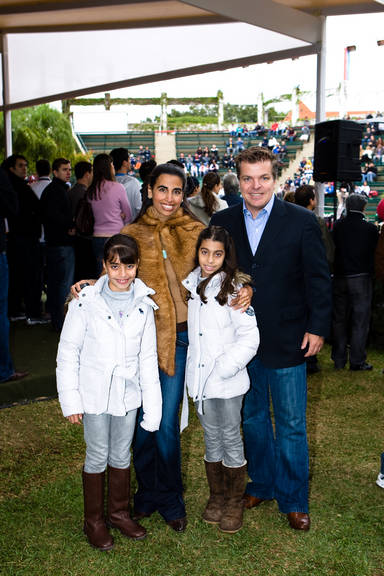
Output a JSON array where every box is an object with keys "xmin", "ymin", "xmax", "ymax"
[
  {"xmin": 196, "ymin": 395, "xmax": 245, "ymax": 468},
  {"xmin": 83, "ymin": 410, "xmax": 137, "ymax": 473}
]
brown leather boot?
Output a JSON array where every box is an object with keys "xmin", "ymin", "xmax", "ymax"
[
  {"xmin": 107, "ymin": 466, "xmax": 147, "ymax": 540},
  {"xmin": 219, "ymin": 463, "xmax": 247, "ymax": 534},
  {"xmin": 82, "ymin": 470, "xmax": 114, "ymax": 551},
  {"xmin": 202, "ymin": 460, "xmax": 224, "ymax": 524}
]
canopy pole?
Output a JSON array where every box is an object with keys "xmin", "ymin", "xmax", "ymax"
[
  {"xmin": 315, "ymin": 16, "xmax": 326, "ymax": 123},
  {"xmin": 315, "ymin": 16, "xmax": 327, "ymax": 218},
  {"xmin": 1, "ymin": 34, "xmax": 12, "ymax": 157}
]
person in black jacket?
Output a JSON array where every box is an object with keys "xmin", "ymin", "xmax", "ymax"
[
  {"xmin": 0, "ymin": 167, "xmax": 28, "ymax": 382},
  {"xmin": 222, "ymin": 172, "xmax": 242, "ymax": 207},
  {"xmin": 40, "ymin": 158, "xmax": 75, "ymax": 332},
  {"xmin": 2, "ymin": 154, "xmax": 43, "ymax": 323},
  {"xmin": 332, "ymin": 193, "xmax": 379, "ymax": 371},
  {"xmin": 211, "ymin": 147, "xmax": 331, "ymax": 531},
  {"xmin": 294, "ymin": 184, "xmax": 335, "ymax": 374}
]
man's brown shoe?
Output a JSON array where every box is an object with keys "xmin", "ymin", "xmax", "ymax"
[
  {"xmin": 243, "ymin": 494, "xmax": 265, "ymax": 509},
  {"xmin": 287, "ymin": 512, "xmax": 310, "ymax": 531}
]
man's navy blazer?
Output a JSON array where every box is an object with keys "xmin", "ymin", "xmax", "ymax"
[{"xmin": 211, "ymin": 198, "xmax": 332, "ymax": 368}]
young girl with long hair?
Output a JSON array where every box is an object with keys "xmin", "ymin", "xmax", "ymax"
[
  {"xmin": 57, "ymin": 234, "xmax": 162, "ymax": 551},
  {"xmin": 187, "ymin": 171, "xmax": 227, "ymax": 224},
  {"xmin": 182, "ymin": 226, "xmax": 259, "ymax": 534}
]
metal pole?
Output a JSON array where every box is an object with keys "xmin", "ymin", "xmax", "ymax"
[
  {"xmin": 315, "ymin": 16, "xmax": 326, "ymax": 124},
  {"xmin": 160, "ymin": 92, "xmax": 168, "ymax": 133},
  {"xmin": 315, "ymin": 16, "xmax": 326, "ymax": 217},
  {"xmin": 217, "ymin": 91, "xmax": 224, "ymax": 130},
  {"xmin": 1, "ymin": 34, "xmax": 12, "ymax": 157}
]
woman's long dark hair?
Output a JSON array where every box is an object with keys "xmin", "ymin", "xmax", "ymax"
[
  {"xmin": 134, "ymin": 162, "xmax": 198, "ymax": 222},
  {"xmin": 201, "ymin": 172, "xmax": 220, "ymax": 217},
  {"xmin": 88, "ymin": 153, "xmax": 115, "ymax": 201},
  {"xmin": 194, "ymin": 226, "xmax": 239, "ymax": 306}
]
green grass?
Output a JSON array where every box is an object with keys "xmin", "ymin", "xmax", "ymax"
[{"xmin": 1, "ymin": 345, "xmax": 384, "ymax": 575}]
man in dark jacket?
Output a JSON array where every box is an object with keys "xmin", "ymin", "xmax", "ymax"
[
  {"xmin": 68, "ymin": 160, "xmax": 95, "ymax": 282},
  {"xmin": 211, "ymin": 147, "xmax": 331, "ymax": 531},
  {"xmin": 222, "ymin": 172, "xmax": 242, "ymax": 206},
  {"xmin": 332, "ymin": 193, "xmax": 379, "ymax": 371},
  {"xmin": 0, "ymin": 167, "xmax": 28, "ymax": 382},
  {"xmin": 40, "ymin": 158, "xmax": 74, "ymax": 332},
  {"xmin": 2, "ymin": 154, "xmax": 43, "ymax": 323},
  {"xmin": 294, "ymin": 184, "xmax": 335, "ymax": 374}
]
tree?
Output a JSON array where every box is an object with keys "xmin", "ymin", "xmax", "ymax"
[
  {"xmin": 0, "ymin": 104, "xmax": 79, "ymax": 165},
  {"xmin": 224, "ymin": 104, "xmax": 258, "ymax": 124}
]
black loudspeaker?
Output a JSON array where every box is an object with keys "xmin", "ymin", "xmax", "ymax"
[{"xmin": 313, "ymin": 119, "xmax": 362, "ymax": 182}]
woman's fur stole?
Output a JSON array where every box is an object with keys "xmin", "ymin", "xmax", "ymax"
[{"xmin": 121, "ymin": 207, "xmax": 205, "ymax": 375}]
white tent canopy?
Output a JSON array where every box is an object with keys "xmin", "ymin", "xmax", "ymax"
[
  {"xmin": 0, "ymin": 0, "xmax": 383, "ymax": 154},
  {"xmin": 3, "ymin": 23, "xmax": 310, "ymax": 108}
]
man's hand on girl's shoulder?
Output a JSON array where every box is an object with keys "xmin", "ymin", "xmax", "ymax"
[{"xmin": 230, "ymin": 285, "xmax": 253, "ymax": 312}]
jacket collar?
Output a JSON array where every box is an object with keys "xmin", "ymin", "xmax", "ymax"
[
  {"xmin": 51, "ymin": 176, "xmax": 69, "ymax": 191},
  {"xmin": 188, "ymin": 194, "xmax": 205, "ymax": 208},
  {"xmin": 182, "ymin": 267, "xmax": 224, "ymax": 294},
  {"xmin": 84, "ymin": 274, "xmax": 158, "ymax": 309},
  {"xmin": 141, "ymin": 205, "xmax": 193, "ymax": 229}
]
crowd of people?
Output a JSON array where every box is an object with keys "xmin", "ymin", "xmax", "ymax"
[
  {"xmin": 174, "ymin": 121, "xmax": 310, "ymax": 180},
  {"xmin": 177, "ymin": 134, "xmax": 293, "ymax": 178},
  {"xmin": 227, "ymin": 121, "xmax": 310, "ymax": 143},
  {"xmin": 361, "ymin": 125, "xmax": 383, "ymax": 167},
  {"xmin": 287, "ymin": 183, "xmax": 379, "ymax": 376},
  {"xmin": 1, "ymin": 137, "xmax": 384, "ymax": 551},
  {"xmin": 277, "ymin": 156, "xmax": 314, "ymax": 197},
  {"xmin": 279, "ymin": 122, "xmax": 383, "ymax": 202}
]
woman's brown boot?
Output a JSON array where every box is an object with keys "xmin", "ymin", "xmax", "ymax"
[
  {"xmin": 82, "ymin": 470, "xmax": 114, "ymax": 551},
  {"xmin": 202, "ymin": 460, "xmax": 224, "ymax": 524},
  {"xmin": 219, "ymin": 463, "xmax": 247, "ymax": 534},
  {"xmin": 107, "ymin": 466, "xmax": 147, "ymax": 540}
]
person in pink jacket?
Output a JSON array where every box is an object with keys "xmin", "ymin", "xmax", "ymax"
[{"xmin": 89, "ymin": 153, "xmax": 132, "ymax": 274}]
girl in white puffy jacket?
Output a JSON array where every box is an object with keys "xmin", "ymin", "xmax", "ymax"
[
  {"xmin": 56, "ymin": 234, "xmax": 162, "ymax": 551},
  {"xmin": 182, "ymin": 226, "xmax": 259, "ymax": 535}
]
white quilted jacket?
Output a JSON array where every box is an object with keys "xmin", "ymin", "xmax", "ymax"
[
  {"xmin": 56, "ymin": 275, "xmax": 162, "ymax": 431},
  {"xmin": 182, "ymin": 268, "xmax": 259, "ymax": 409}
]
